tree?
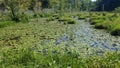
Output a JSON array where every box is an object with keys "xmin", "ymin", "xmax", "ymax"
[
  {"xmin": 3, "ymin": 0, "xmax": 31, "ymax": 21},
  {"xmin": 96, "ymin": 0, "xmax": 120, "ymax": 11}
]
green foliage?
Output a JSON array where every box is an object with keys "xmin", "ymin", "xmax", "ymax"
[
  {"xmin": 19, "ymin": 13, "xmax": 30, "ymax": 23},
  {"xmin": 58, "ymin": 16, "xmax": 69, "ymax": 22},
  {"xmin": 0, "ymin": 44, "xmax": 120, "ymax": 67},
  {"xmin": 94, "ymin": 20, "xmax": 114, "ymax": 30},
  {"xmin": 78, "ymin": 16, "xmax": 86, "ymax": 20},
  {"xmin": 111, "ymin": 24, "xmax": 120, "ymax": 36},
  {"xmin": 2, "ymin": 0, "xmax": 31, "ymax": 22},
  {"xmin": 67, "ymin": 19, "xmax": 76, "ymax": 24},
  {"xmin": 91, "ymin": 19, "xmax": 104, "ymax": 25},
  {"xmin": 77, "ymin": 13, "xmax": 90, "ymax": 20},
  {"xmin": 58, "ymin": 16, "xmax": 76, "ymax": 24},
  {"xmin": 33, "ymin": 13, "xmax": 52, "ymax": 18},
  {"xmin": 46, "ymin": 17, "xmax": 55, "ymax": 22},
  {"xmin": 89, "ymin": 12, "xmax": 120, "ymax": 36},
  {"xmin": 0, "ymin": 21, "xmax": 15, "ymax": 28},
  {"xmin": 33, "ymin": 13, "xmax": 39, "ymax": 18}
]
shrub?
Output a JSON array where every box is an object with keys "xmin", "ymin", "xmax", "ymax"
[
  {"xmin": 58, "ymin": 16, "xmax": 76, "ymax": 24},
  {"xmin": 67, "ymin": 19, "xmax": 76, "ymax": 24},
  {"xmin": 0, "ymin": 14, "xmax": 11, "ymax": 21},
  {"xmin": 58, "ymin": 16, "xmax": 69, "ymax": 22},
  {"xmin": 52, "ymin": 14, "xmax": 60, "ymax": 19},
  {"xmin": 41, "ymin": 14, "xmax": 52, "ymax": 18},
  {"xmin": 46, "ymin": 17, "xmax": 55, "ymax": 21},
  {"xmin": 78, "ymin": 16, "xmax": 86, "ymax": 20},
  {"xmin": 94, "ymin": 20, "xmax": 111, "ymax": 29},
  {"xmin": 95, "ymin": 23, "xmax": 106, "ymax": 29},
  {"xmin": 33, "ymin": 13, "xmax": 52, "ymax": 18},
  {"xmin": 19, "ymin": 13, "xmax": 30, "ymax": 23},
  {"xmin": 78, "ymin": 13, "xmax": 89, "ymax": 20},
  {"xmin": 111, "ymin": 24, "xmax": 120, "ymax": 36},
  {"xmin": 33, "ymin": 13, "xmax": 39, "ymax": 18},
  {"xmin": 90, "ymin": 19, "xmax": 104, "ymax": 25}
]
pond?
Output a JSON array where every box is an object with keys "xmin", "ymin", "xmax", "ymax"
[{"xmin": 53, "ymin": 18, "xmax": 120, "ymax": 55}]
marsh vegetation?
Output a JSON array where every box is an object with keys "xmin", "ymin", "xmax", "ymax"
[{"xmin": 0, "ymin": 0, "xmax": 120, "ymax": 68}]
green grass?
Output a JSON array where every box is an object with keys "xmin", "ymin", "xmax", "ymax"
[{"xmin": 0, "ymin": 21, "xmax": 16, "ymax": 28}]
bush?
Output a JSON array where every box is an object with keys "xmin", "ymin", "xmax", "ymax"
[
  {"xmin": 58, "ymin": 16, "xmax": 76, "ymax": 24},
  {"xmin": 90, "ymin": 19, "xmax": 104, "ymax": 25},
  {"xmin": 33, "ymin": 13, "xmax": 52, "ymax": 18},
  {"xmin": 46, "ymin": 17, "xmax": 55, "ymax": 21},
  {"xmin": 0, "ymin": 14, "xmax": 11, "ymax": 21},
  {"xmin": 78, "ymin": 13, "xmax": 89, "ymax": 20},
  {"xmin": 41, "ymin": 14, "xmax": 52, "ymax": 18},
  {"xmin": 58, "ymin": 16, "xmax": 69, "ymax": 22},
  {"xmin": 111, "ymin": 24, "xmax": 120, "ymax": 36},
  {"xmin": 19, "ymin": 13, "xmax": 30, "ymax": 23},
  {"xmin": 94, "ymin": 20, "xmax": 111, "ymax": 29},
  {"xmin": 67, "ymin": 19, "xmax": 76, "ymax": 24},
  {"xmin": 95, "ymin": 23, "xmax": 106, "ymax": 29},
  {"xmin": 78, "ymin": 16, "xmax": 86, "ymax": 20},
  {"xmin": 33, "ymin": 13, "xmax": 39, "ymax": 18}
]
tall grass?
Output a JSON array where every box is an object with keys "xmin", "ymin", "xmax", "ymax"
[{"xmin": 88, "ymin": 12, "xmax": 120, "ymax": 36}]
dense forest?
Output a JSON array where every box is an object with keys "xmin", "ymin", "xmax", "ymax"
[
  {"xmin": 0, "ymin": 0, "xmax": 120, "ymax": 68},
  {"xmin": 96, "ymin": 0, "xmax": 120, "ymax": 11},
  {"xmin": 0, "ymin": 0, "xmax": 120, "ymax": 12}
]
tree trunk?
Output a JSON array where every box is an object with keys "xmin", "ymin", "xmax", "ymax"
[{"xmin": 10, "ymin": 6, "xmax": 19, "ymax": 22}]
